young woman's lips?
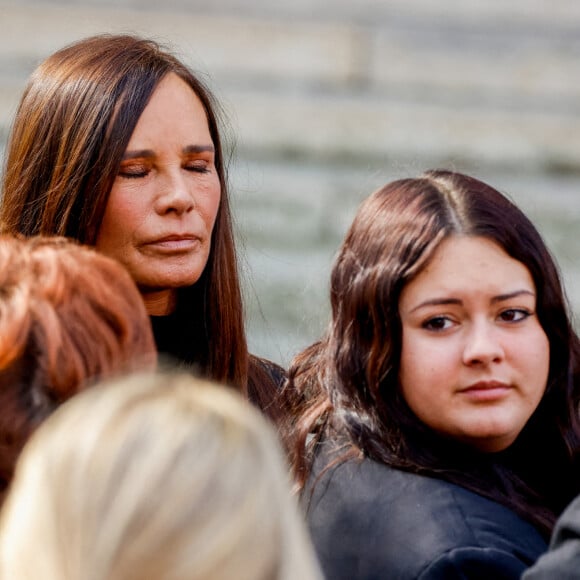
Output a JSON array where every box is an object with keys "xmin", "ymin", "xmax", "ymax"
[
  {"xmin": 459, "ymin": 381, "xmax": 512, "ymax": 402},
  {"xmin": 143, "ymin": 235, "xmax": 201, "ymax": 253}
]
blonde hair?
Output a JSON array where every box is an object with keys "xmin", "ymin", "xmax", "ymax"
[{"xmin": 0, "ymin": 372, "xmax": 323, "ymax": 580}]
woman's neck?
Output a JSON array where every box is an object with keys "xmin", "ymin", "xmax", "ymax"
[{"xmin": 141, "ymin": 289, "xmax": 177, "ymax": 316}]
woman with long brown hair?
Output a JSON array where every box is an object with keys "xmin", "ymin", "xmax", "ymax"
[
  {"xmin": 0, "ymin": 34, "xmax": 282, "ymax": 418},
  {"xmin": 282, "ymin": 170, "xmax": 580, "ymax": 578}
]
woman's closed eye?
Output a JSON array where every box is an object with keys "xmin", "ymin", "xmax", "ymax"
[
  {"xmin": 184, "ymin": 160, "xmax": 211, "ymax": 174},
  {"xmin": 118, "ymin": 163, "xmax": 149, "ymax": 179}
]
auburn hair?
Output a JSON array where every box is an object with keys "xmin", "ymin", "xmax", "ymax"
[{"xmin": 0, "ymin": 235, "xmax": 156, "ymax": 501}]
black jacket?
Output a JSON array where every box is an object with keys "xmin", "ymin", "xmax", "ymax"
[
  {"xmin": 522, "ymin": 493, "xmax": 580, "ymax": 580},
  {"xmin": 305, "ymin": 452, "xmax": 547, "ymax": 579},
  {"xmin": 150, "ymin": 309, "xmax": 286, "ymax": 419}
]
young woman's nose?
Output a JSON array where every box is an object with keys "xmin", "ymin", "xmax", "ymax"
[
  {"xmin": 462, "ymin": 321, "xmax": 505, "ymax": 366},
  {"xmin": 154, "ymin": 172, "xmax": 194, "ymax": 215}
]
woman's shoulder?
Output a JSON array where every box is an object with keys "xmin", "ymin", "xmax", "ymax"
[
  {"xmin": 305, "ymin": 452, "xmax": 547, "ymax": 579},
  {"xmin": 249, "ymin": 355, "xmax": 286, "ymax": 389},
  {"xmin": 247, "ymin": 355, "xmax": 287, "ymax": 421}
]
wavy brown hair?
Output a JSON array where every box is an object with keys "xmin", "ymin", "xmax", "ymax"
[
  {"xmin": 0, "ymin": 34, "xmax": 277, "ymax": 410},
  {"xmin": 283, "ymin": 169, "xmax": 580, "ymax": 537},
  {"xmin": 0, "ymin": 235, "xmax": 157, "ymax": 501}
]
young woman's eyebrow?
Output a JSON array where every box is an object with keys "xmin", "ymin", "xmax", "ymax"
[
  {"xmin": 409, "ymin": 289, "xmax": 535, "ymax": 314},
  {"xmin": 409, "ymin": 298, "xmax": 462, "ymax": 313},
  {"xmin": 490, "ymin": 289, "xmax": 535, "ymax": 304}
]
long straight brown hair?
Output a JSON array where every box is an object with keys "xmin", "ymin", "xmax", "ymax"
[
  {"xmin": 0, "ymin": 34, "xmax": 275, "ymax": 409},
  {"xmin": 282, "ymin": 169, "xmax": 580, "ymax": 537}
]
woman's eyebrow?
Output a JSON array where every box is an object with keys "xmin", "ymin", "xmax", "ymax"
[
  {"xmin": 121, "ymin": 149, "xmax": 155, "ymax": 160},
  {"xmin": 491, "ymin": 289, "xmax": 536, "ymax": 304},
  {"xmin": 121, "ymin": 144, "xmax": 214, "ymax": 161},
  {"xmin": 409, "ymin": 298, "xmax": 462, "ymax": 314},
  {"xmin": 183, "ymin": 144, "xmax": 215, "ymax": 154},
  {"xmin": 408, "ymin": 289, "xmax": 535, "ymax": 314}
]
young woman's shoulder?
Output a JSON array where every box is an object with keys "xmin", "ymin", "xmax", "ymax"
[{"xmin": 305, "ymin": 451, "xmax": 547, "ymax": 580}]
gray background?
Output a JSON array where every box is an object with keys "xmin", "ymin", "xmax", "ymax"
[{"xmin": 1, "ymin": 0, "xmax": 579, "ymax": 366}]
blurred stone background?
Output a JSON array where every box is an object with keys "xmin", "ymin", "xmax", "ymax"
[{"xmin": 1, "ymin": 0, "xmax": 579, "ymax": 366}]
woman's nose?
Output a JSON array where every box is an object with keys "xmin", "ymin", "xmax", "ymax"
[
  {"xmin": 462, "ymin": 321, "xmax": 505, "ymax": 366},
  {"xmin": 154, "ymin": 172, "xmax": 194, "ymax": 216}
]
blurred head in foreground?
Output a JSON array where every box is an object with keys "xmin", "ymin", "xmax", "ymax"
[{"xmin": 0, "ymin": 372, "xmax": 322, "ymax": 580}]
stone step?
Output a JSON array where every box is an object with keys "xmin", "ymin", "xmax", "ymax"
[
  {"xmin": 2, "ymin": 2, "xmax": 578, "ymax": 98},
  {"xmin": 228, "ymin": 87, "xmax": 580, "ymax": 170},
  {"xmin": 8, "ymin": 0, "xmax": 580, "ymax": 26},
  {"xmin": 3, "ymin": 78, "xmax": 578, "ymax": 172},
  {"xmin": 1, "ymin": 1, "xmax": 579, "ymax": 172}
]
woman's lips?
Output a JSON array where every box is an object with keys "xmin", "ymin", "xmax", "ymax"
[
  {"xmin": 142, "ymin": 235, "xmax": 201, "ymax": 253},
  {"xmin": 459, "ymin": 381, "xmax": 512, "ymax": 402}
]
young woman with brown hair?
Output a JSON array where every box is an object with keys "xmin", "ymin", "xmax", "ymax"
[
  {"xmin": 281, "ymin": 170, "xmax": 580, "ymax": 578},
  {"xmin": 0, "ymin": 34, "xmax": 283, "ymax": 418}
]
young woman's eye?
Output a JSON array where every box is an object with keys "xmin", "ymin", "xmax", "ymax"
[
  {"xmin": 499, "ymin": 309, "xmax": 531, "ymax": 323},
  {"xmin": 422, "ymin": 316, "xmax": 453, "ymax": 331}
]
